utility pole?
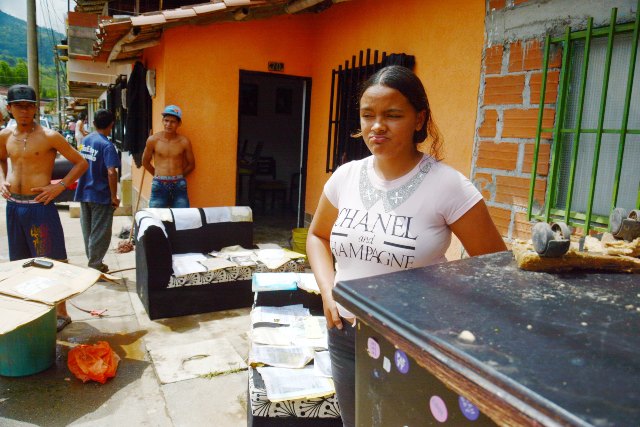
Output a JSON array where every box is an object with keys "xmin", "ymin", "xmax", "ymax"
[
  {"xmin": 55, "ymin": 50, "xmax": 62, "ymax": 128},
  {"xmin": 27, "ymin": 0, "xmax": 40, "ymax": 104}
]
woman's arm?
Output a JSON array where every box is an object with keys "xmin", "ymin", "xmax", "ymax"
[
  {"xmin": 79, "ymin": 120, "xmax": 89, "ymax": 136},
  {"xmin": 306, "ymin": 193, "xmax": 342, "ymax": 329},
  {"xmin": 449, "ymin": 200, "xmax": 507, "ymax": 256}
]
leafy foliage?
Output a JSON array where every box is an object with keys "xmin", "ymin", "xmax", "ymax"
[
  {"xmin": 0, "ymin": 10, "xmax": 65, "ymax": 66},
  {"xmin": 0, "ymin": 10, "xmax": 65, "ymax": 99}
]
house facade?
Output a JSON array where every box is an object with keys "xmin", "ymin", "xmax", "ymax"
[
  {"xmin": 132, "ymin": 0, "xmax": 485, "ymax": 216},
  {"xmin": 71, "ymin": 0, "xmax": 638, "ymax": 250}
]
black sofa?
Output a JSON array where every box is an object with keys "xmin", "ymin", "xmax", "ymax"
[{"xmin": 135, "ymin": 206, "xmax": 255, "ymax": 319}]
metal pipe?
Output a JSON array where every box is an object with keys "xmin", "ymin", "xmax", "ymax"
[
  {"xmin": 527, "ymin": 36, "xmax": 551, "ymax": 221},
  {"xmin": 564, "ymin": 18, "xmax": 593, "ymax": 224},
  {"xmin": 611, "ymin": 0, "xmax": 639, "ymax": 208},
  {"xmin": 584, "ymin": 8, "xmax": 617, "ymax": 234},
  {"xmin": 27, "ymin": 0, "xmax": 40, "ymax": 101}
]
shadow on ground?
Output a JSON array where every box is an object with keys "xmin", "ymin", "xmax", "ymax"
[{"xmin": 0, "ymin": 327, "xmax": 149, "ymax": 427}]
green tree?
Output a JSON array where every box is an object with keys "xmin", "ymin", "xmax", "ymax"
[
  {"xmin": 0, "ymin": 60, "xmax": 14, "ymax": 85},
  {"xmin": 13, "ymin": 59, "xmax": 27, "ymax": 84}
]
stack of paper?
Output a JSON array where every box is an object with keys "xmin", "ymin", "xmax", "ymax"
[
  {"xmin": 250, "ymin": 345, "xmax": 314, "ymax": 368},
  {"xmin": 249, "ymin": 304, "xmax": 334, "ymax": 402},
  {"xmin": 297, "ymin": 273, "xmax": 320, "ymax": 294},
  {"xmin": 171, "ymin": 253, "xmax": 208, "ymax": 276},
  {"xmin": 251, "ymin": 317, "xmax": 328, "ymax": 349},
  {"xmin": 251, "ymin": 272, "xmax": 319, "ymax": 293},
  {"xmin": 252, "ymin": 273, "xmax": 298, "ymax": 292},
  {"xmin": 198, "ymin": 257, "xmax": 238, "ymax": 272},
  {"xmin": 250, "ymin": 304, "xmax": 309, "ymax": 326},
  {"xmin": 257, "ymin": 365, "xmax": 335, "ymax": 402}
]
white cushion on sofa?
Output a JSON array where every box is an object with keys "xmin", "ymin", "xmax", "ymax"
[
  {"xmin": 171, "ymin": 208, "xmax": 202, "ymax": 230},
  {"xmin": 135, "ymin": 210, "xmax": 168, "ymax": 238},
  {"xmin": 204, "ymin": 206, "xmax": 252, "ymax": 224}
]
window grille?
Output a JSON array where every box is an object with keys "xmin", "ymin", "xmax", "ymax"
[
  {"xmin": 326, "ymin": 50, "xmax": 415, "ymax": 172},
  {"xmin": 528, "ymin": 7, "xmax": 640, "ymax": 235}
]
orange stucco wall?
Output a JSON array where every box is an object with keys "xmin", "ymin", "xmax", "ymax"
[
  {"xmin": 305, "ymin": 0, "xmax": 485, "ymax": 213},
  {"xmin": 134, "ymin": 0, "xmax": 484, "ymax": 214},
  {"xmin": 135, "ymin": 14, "xmax": 315, "ymax": 207}
]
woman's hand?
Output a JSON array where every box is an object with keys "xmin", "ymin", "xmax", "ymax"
[{"xmin": 322, "ymin": 291, "xmax": 343, "ymax": 330}]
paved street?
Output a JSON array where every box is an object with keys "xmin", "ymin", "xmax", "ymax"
[{"xmin": 0, "ymin": 200, "xmax": 251, "ymax": 427}]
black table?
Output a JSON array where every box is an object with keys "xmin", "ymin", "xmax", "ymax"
[{"xmin": 334, "ymin": 251, "xmax": 640, "ymax": 426}]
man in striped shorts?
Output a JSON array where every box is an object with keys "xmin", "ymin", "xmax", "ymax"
[{"xmin": 0, "ymin": 84, "xmax": 88, "ymax": 331}]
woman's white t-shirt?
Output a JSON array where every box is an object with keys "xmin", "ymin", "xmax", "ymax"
[
  {"xmin": 75, "ymin": 120, "xmax": 85, "ymax": 145},
  {"xmin": 324, "ymin": 155, "xmax": 482, "ymax": 319}
]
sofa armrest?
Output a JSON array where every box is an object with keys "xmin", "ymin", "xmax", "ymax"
[{"xmin": 135, "ymin": 212, "xmax": 173, "ymax": 292}]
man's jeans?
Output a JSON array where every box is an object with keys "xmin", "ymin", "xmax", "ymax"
[
  {"xmin": 149, "ymin": 176, "xmax": 190, "ymax": 208},
  {"xmin": 80, "ymin": 202, "xmax": 114, "ymax": 269}
]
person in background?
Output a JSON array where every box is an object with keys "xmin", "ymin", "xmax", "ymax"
[
  {"xmin": 0, "ymin": 84, "xmax": 88, "ymax": 332},
  {"xmin": 75, "ymin": 112, "xmax": 89, "ymax": 146},
  {"xmin": 68, "ymin": 119, "xmax": 76, "ymax": 133},
  {"xmin": 74, "ymin": 109, "xmax": 120, "ymax": 273},
  {"xmin": 142, "ymin": 105, "xmax": 195, "ymax": 208},
  {"xmin": 306, "ymin": 65, "xmax": 507, "ymax": 427}
]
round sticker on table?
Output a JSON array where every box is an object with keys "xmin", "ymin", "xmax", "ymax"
[
  {"xmin": 429, "ymin": 395, "xmax": 448, "ymax": 422},
  {"xmin": 394, "ymin": 349, "xmax": 410, "ymax": 374},
  {"xmin": 367, "ymin": 337, "xmax": 381, "ymax": 359},
  {"xmin": 458, "ymin": 396, "xmax": 480, "ymax": 421}
]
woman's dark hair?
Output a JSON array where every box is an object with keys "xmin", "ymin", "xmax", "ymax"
[
  {"xmin": 358, "ymin": 65, "xmax": 442, "ymax": 160},
  {"xmin": 78, "ymin": 112, "xmax": 86, "ymax": 121}
]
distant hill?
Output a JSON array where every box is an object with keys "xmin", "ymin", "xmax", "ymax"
[{"xmin": 0, "ymin": 10, "xmax": 65, "ymax": 67}]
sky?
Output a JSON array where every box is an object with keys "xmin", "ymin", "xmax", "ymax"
[{"xmin": 0, "ymin": 0, "xmax": 70, "ymax": 34}]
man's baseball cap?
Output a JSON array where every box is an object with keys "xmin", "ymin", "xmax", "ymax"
[
  {"xmin": 162, "ymin": 105, "xmax": 182, "ymax": 120},
  {"xmin": 7, "ymin": 84, "xmax": 37, "ymax": 104}
]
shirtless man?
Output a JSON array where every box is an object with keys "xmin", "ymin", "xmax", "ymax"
[
  {"xmin": 0, "ymin": 84, "xmax": 88, "ymax": 331},
  {"xmin": 141, "ymin": 105, "xmax": 195, "ymax": 208}
]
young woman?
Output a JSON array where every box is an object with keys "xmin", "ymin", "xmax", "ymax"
[
  {"xmin": 75, "ymin": 112, "xmax": 89, "ymax": 146},
  {"xmin": 306, "ymin": 65, "xmax": 506, "ymax": 427}
]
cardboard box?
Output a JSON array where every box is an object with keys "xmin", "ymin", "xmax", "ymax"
[{"xmin": 0, "ymin": 259, "xmax": 100, "ymax": 335}]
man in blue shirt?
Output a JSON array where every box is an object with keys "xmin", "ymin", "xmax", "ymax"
[{"xmin": 74, "ymin": 109, "xmax": 120, "ymax": 272}]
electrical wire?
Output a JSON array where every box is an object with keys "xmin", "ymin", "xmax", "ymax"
[{"xmin": 38, "ymin": 0, "xmax": 69, "ymax": 103}]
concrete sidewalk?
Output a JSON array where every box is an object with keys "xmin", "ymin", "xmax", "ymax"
[{"xmin": 0, "ymin": 200, "xmax": 250, "ymax": 427}]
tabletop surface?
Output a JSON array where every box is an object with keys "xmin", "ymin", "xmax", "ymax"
[{"xmin": 334, "ymin": 251, "xmax": 640, "ymax": 426}]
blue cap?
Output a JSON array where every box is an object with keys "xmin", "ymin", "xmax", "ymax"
[{"xmin": 162, "ymin": 105, "xmax": 182, "ymax": 120}]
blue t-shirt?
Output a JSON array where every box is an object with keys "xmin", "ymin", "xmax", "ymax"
[{"xmin": 74, "ymin": 132, "xmax": 121, "ymax": 204}]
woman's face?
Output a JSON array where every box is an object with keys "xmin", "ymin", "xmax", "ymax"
[{"xmin": 359, "ymin": 84, "xmax": 425, "ymax": 161}]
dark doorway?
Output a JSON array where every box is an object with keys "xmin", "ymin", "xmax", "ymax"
[{"xmin": 236, "ymin": 71, "xmax": 311, "ymax": 247}]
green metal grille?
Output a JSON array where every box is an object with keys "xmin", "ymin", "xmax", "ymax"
[{"xmin": 528, "ymin": 4, "xmax": 640, "ymax": 235}]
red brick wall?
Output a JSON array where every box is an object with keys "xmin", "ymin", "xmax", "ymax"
[{"xmin": 474, "ymin": 1, "xmax": 563, "ymax": 241}]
